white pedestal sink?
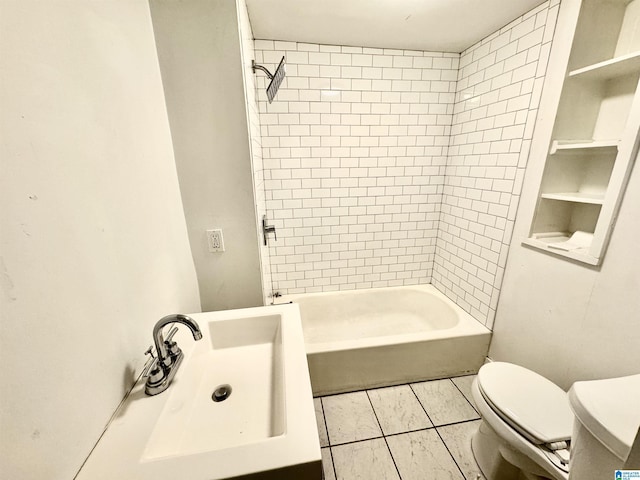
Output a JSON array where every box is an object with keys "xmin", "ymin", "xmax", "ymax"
[{"xmin": 77, "ymin": 304, "xmax": 322, "ymax": 480}]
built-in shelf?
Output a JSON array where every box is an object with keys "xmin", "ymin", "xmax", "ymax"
[
  {"xmin": 522, "ymin": 237, "xmax": 599, "ymax": 265},
  {"xmin": 549, "ymin": 139, "xmax": 619, "ymax": 155},
  {"xmin": 568, "ymin": 51, "xmax": 640, "ymax": 81},
  {"xmin": 524, "ymin": 0, "xmax": 640, "ymax": 266},
  {"xmin": 540, "ymin": 192, "xmax": 605, "ymax": 204}
]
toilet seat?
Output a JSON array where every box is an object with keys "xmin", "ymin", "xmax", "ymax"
[
  {"xmin": 476, "ymin": 362, "xmax": 575, "ymax": 473},
  {"xmin": 477, "ymin": 362, "xmax": 574, "ymax": 444}
]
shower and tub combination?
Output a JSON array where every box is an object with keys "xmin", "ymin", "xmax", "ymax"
[
  {"xmin": 251, "ymin": 56, "xmax": 490, "ymax": 394},
  {"xmin": 276, "ymin": 284, "xmax": 491, "ymax": 395}
]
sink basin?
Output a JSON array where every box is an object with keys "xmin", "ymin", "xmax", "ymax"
[
  {"xmin": 143, "ymin": 313, "xmax": 286, "ymax": 459},
  {"xmin": 77, "ymin": 304, "xmax": 321, "ymax": 480}
]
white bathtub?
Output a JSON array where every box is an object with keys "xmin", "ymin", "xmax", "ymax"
[{"xmin": 279, "ymin": 284, "xmax": 491, "ymax": 396}]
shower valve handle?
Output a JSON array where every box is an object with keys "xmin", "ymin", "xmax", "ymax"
[{"xmin": 262, "ymin": 215, "xmax": 277, "ymax": 245}]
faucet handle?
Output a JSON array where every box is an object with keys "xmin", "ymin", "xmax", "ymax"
[
  {"xmin": 165, "ymin": 326, "xmax": 179, "ymax": 343},
  {"xmin": 142, "ymin": 345, "xmax": 157, "ymax": 378},
  {"xmin": 262, "ymin": 215, "xmax": 277, "ymax": 245},
  {"xmin": 164, "ymin": 326, "xmax": 182, "ymax": 360}
]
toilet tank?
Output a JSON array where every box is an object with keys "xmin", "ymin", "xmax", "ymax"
[
  {"xmin": 568, "ymin": 374, "xmax": 640, "ymax": 479},
  {"xmin": 625, "ymin": 428, "xmax": 640, "ymax": 469}
]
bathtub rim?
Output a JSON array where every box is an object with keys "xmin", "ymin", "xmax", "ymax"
[{"xmin": 274, "ymin": 284, "xmax": 490, "ymax": 355}]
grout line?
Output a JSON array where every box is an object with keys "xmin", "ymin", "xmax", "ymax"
[
  {"xmin": 315, "ymin": 375, "xmax": 463, "ymax": 399},
  {"xmin": 433, "ymin": 424, "xmax": 471, "ymax": 480},
  {"xmin": 319, "ymin": 379, "xmax": 485, "ymax": 478},
  {"xmin": 408, "ymin": 382, "xmax": 436, "ymax": 427},
  {"xmin": 409, "ymin": 382, "xmax": 469, "ymax": 480},
  {"xmin": 382, "ymin": 425, "xmax": 435, "ymax": 439},
  {"xmin": 319, "ymin": 397, "xmax": 332, "ymax": 446},
  {"xmin": 365, "ymin": 390, "xmax": 403, "ymax": 480},
  {"xmin": 329, "ymin": 434, "xmax": 385, "ymax": 448},
  {"xmin": 321, "ymin": 414, "xmax": 480, "ymax": 449},
  {"xmin": 439, "ymin": 416, "xmax": 480, "ymax": 476},
  {"xmin": 382, "ymin": 417, "xmax": 481, "ymax": 439},
  {"xmin": 319, "ymin": 398, "xmax": 337, "ymax": 480},
  {"xmin": 433, "ymin": 417, "xmax": 480, "ymax": 428},
  {"xmin": 450, "ymin": 376, "xmax": 480, "ymax": 414},
  {"xmin": 324, "ymin": 446, "xmax": 337, "ymax": 480}
]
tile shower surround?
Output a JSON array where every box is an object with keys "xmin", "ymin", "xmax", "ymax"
[
  {"xmin": 315, "ymin": 375, "xmax": 485, "ymax": 480},
  {"xmin": 433, "ymin": 1, "xmax": 559, "ymax": 328},
  {"xmin": 255, "ymin": 42, "xmax": 459, "ymax": 295},
  {"xmin": 253, "ymin": 0, "xmax": 559, "ymax": 328}
]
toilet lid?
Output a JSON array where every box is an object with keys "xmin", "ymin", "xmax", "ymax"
[{"xmin": 477, "ymin": 362, "xmax": 574, "ymax": 445}]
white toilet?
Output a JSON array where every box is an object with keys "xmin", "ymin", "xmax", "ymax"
[{"xmin": 471, "ymin": 362, "xmax": 640, "ymax": 480}]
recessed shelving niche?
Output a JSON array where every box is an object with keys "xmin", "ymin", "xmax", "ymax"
[{"xmin": 524, "ymin": 0, "xmax": 640, "ymax": 265}]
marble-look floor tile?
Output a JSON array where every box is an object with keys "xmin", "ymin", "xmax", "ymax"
[
  {"xmin": 387, "ymin": 429, "xmax": 465, "ymax": 480},
  {"xmin": 451, "ymin": 375, "xmax": 478, "ymax": 411},
  {"xmin": 438, "ymin": 420, "xmax": 486, "ymax": 480},
  {"xmin": 411, "ymin": 379, "xmax": 479, "ymax": 426},
  {"xmin": 332, "ymin": 438, "xmax": 400, "ymax": 480},
  {"xmin": 367, "ymin": 385, "xmax": 433, "ymax": 435},
  {"xmin": 323, "ymin": 391, "xmax": 382, "ymax": 445},
  {"xmin": 315, "ymin": 397, "xmax": 329, "ymax": 447},
  {"xmin": 322, "ymin": 447, "xmax": 336, "ymax": 480}
]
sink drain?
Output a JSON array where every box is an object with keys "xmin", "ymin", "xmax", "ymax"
[{"xmin": 212, "ymin": 384, "xmax": 232, "ymax": 402}]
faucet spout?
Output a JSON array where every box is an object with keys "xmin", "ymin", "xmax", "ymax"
[
  {"xmin": 146, "ymin": 313, "xmax": 202, "ymax": 396},
  {"xmin": 153, "ymin": 313, "xmax": 202, "ymax": 366}
]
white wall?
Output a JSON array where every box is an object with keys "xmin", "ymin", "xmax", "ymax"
[
  {"xmin": 236, "ymin": 0, "xmax": 274, "ymax": 303},
  {"xmin": 0, "ymin": 2, "xmax": 201, "ymax": 479},
  {"xmin": 490, "ymin": 151, "xmax": 640, "ymax": 389},
  {"xmin": 490, "ymin": 143, "xmax": 640, "ymax": 388},
  {"xmin": 433, "ymin": 0, "xmax": 559, "ymax": 328},
  {"xmin": 254, "ymin": 41, "xmax": 459, "ymax": 294},
  {"xmin": 149, "ymin": 0, "xmax": 264, "ymax": 311}
]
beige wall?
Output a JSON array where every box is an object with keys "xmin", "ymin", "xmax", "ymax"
[
  {"xmin": 490, "ymin": 150, "xmax": 640, "ymax": 389},
  {"xmin": 0, "ymin": 2, "xmax": 201, "ymax": 479},
  {"xmin": 149, "ymin": 0, "xmax": 264, "ymax": 311}
]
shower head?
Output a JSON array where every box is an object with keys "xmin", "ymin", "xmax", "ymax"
[{"xmin": 252, "ymin": 56, "xmax": 286, "ymax": 103}]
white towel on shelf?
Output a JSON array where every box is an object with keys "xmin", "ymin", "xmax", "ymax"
[{"xmin": 548, "ymin": 231, "xmax": 593, "ymax": 251}]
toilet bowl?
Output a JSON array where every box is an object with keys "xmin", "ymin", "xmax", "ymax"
[
  {"xmin": 471, "ymin": 362, "xmax": 640, "ymax": 480},
  {"xmin": 471, "ymin": 362, "xmax": 572, "ymax": 480}
]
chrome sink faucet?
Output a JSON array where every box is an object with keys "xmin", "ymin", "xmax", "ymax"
[{"xmin": 144, "ymin": 314, "xmax": 203, "ymax": 396}]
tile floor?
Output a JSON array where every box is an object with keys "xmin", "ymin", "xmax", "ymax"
[{"xmin": 314, "ymin": 375, "xmax": 486, "ymax": 480}]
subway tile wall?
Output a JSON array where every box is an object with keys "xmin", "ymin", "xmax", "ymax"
[
  {"xmin": 254, "ymin": 42, "xmax": 460, "ymax": 293},
  {"xmin": 432, "ymin": 0, "xmax": 559, "ymax": 328},
  {"xmin": 250, "ymin": 0, "xmax": 559, "ymax": 326}
]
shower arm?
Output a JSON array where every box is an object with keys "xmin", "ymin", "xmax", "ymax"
[{"xmin": 252, "ymin": 60, "xmax": 274, "ymax": 80}]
